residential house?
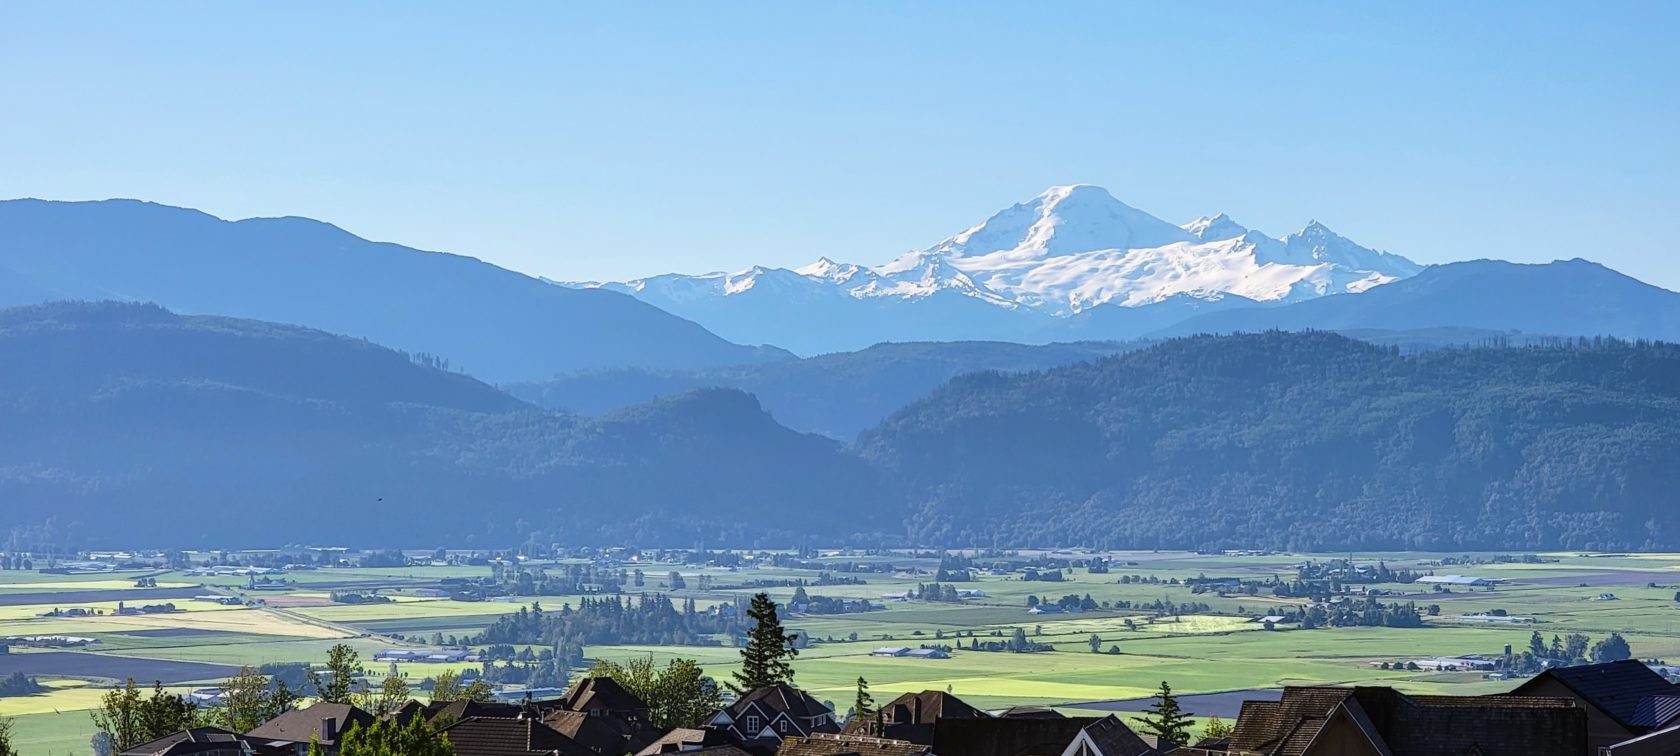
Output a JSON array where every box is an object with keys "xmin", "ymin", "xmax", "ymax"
[
  {"xmin": 119, "ymin": 727, "xmax": 275, "ymax": 756},
  {"xmin": 244, "ymin": 703, "xmax": 375, "ymax": 756},
  {"xmin": 774, "ymin": 733, "xmax": 930, "ymax": 756},
  {"xmin": 1225, "ymin": 685, "xmax": 1585, "ymax": 756},
  {"xmin": 840, "ymin": 690, "xmax": 988, "ymax": 745},
  {"xmin": 931, "ymin": 716, "xmax": 1101, "ymax": 756},
  {"xmin": 438, "ymin": 716, "xmax": 597, "ymax": 756},
  {"xmin": 705, "ymin": 684, "xmax": 839, "ymax": 750},
  {"xmin": 634, "ymin": 727, "xmax": 737, "ymax": 754},
  {"xmin": 1059, "ymin": 716, "xmax": 1160, "ymax": 756},
  {"xmin": 1509, "ymin": 660, "xmax": 1680, "ymax": 754}
]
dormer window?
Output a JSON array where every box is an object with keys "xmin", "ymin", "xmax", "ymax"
[
  {"xmin": 778, "ymin": 719, "xmax": 789, "ymax": 733},
  {"xmin": 746, "ymin": 715, "xmax": 760, "ymax": 732}
]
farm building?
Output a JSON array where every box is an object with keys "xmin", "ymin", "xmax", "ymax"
[
  {"xmin": 872, "ymin": 647, "xmax": 911, "ymax": 657},
  {"xmin": 1414, "ymin": 574, "xmax": 1503, "ymax": 586}
]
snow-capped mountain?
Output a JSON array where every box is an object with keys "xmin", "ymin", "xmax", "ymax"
[{"xmin": 577, "ymin": 185, "xmax": 1422, "ymax": 354}]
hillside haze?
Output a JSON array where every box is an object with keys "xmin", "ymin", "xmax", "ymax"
[
  {"xmin": 0, "ymin": 199, "xmax": 788, "ymax": 382},
  {"xmin": 4, "ymin": 302, "xmax": 1679, "ymax": 552},
  {"xmin": 0, "ymin": 302, "xmax": 872, "ymax": 546}
]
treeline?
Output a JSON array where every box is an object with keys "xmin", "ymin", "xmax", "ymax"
[
  {"xmin": 472, "ymin": 595, "xmax": 743, "ymax": 647},
  {"xmin": 860, "ymin": 331, "xmax": 1680, "ymax": 551}
]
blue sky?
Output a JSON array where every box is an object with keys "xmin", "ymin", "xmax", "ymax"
[{"xmin": 3, "ymin": 2, "xmax": 1676, "ymax": 285}]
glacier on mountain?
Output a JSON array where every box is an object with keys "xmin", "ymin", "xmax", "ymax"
[{"xmin": 576, "ymin": 185, "xmax": 1422, "ymax": 354}]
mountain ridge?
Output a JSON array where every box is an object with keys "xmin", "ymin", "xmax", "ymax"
[
  {"xmin": 0, "ymin": 198, "xmax": 790, "ymax": 382},
  {"xmin": 577, "ymin": 185, "xmax": 1423, "ymax": 353}
]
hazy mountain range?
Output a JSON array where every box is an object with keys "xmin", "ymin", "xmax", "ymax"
[
  {"xmin": 0, "ymin": 199, "xmax": 789, "ymax": 383},
  {"xmin": 4, "ymin": 302, "xmax": 1677, "ymax": 552},
  {"xmin": 573, "ymin": 185, "xmax": 1424, "ymax": 353},
  {"xmin": 6, "ymin": 189, "xmax": 1680, "ymax": 551}
]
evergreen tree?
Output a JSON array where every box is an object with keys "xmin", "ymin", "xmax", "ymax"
[
  {"xmin": 852, "ymin": 677, "xmax": 875, "ymax": 730},
  {"xmin": 730, "ymin": 593, "xmax": 797, "ymax": 693},
  {"xmin": 0, "ymin": 716, "xmax": 15, "ymax": 756},
  {"xmin": 1137, "ymin": 681, "xmax": 1193, "ymax": 746}
]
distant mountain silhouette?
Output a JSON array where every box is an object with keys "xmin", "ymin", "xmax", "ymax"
[
  {"xmin": 0, "ymin": 302, "xmax": 868, "ymax": 546},
  {"xmin": 506, "ymin": 340, "xmax": 1145, "ymax": 438},
  {"xmin": 1158, "ymin": 259, "xmax": 1680, "ymax": 339},
  {"xmin": 0, "ymin": 199, "xmax": 789, "ymax": 382}
]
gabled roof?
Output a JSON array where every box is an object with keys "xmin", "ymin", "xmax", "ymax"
[
  {"xmin": 426, "ymin": 699, "xmax": 529, "ymax": 725},
  {"xmin": 1512, "ymin": 660, "xmax": 1680, "ymax": 730},
  {"xmin": 244, "ymin": 703, "xmax": 375, "ymax": 746},
  {"xmin": 636, "ymin": 727, "xmax": 736, "ymax": 755},
  {"xmin": 544, "ymin": 709, "xmax": 639, "ymax": 753},
  {"xmin": 1066, "ymin": 715, "xmax": 1159, "ymax": 756},
  {"xmin": 727, "ymin": 684, "xmax": 835, "ymax": 721},
  {"xmin": 559, "ymin": 676, "xmax": 650, "ymax": 715},
  {"xmin": 775, "ymin": 733, "xmax": 930, "ymax": 756},
  {"xmin": 437, "ymin": 716, "xmax": 596, "ymax": 756},
  {"xmin": 1229, "ymin": 686, "xmax": 1585, "ymax": 756},
  {"xmin": 932, "ymin": 716, "xmax": 1098, "ymax": 756},
  {"xmin": 119, "ymin": 727, "xmax": 252, "ymax": 756}
]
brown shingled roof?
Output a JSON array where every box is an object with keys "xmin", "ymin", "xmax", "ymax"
[
  {"xmin": 775, "ymin": 733, "xmax": 930, "ymax": 756},
  {"xmin": 438, "ymin": 716, "xmax": 596, "ymax": 756},
  {"xmin": 1228, "ymin": 686, "xmax": 1586, "ymax": 756}
]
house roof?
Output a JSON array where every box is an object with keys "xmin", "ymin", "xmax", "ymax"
[
  {"xmin": 543, "ymin": 709, "xmax": 640, "ymax": 753},
  {"xmin": 119, "ymin": 727, "xmax": 252, "ymax": 756},
  {"xmin": 426, "ymin": 699, "xmax": 529, "ymax": 724},
  {"xmin": 726, "ymin": 684, "xmax": 834, "ymax": 721},
  {"xmin": 636, "ymin": 727, "xmax": 736, "ymax": 755},
  {"xmin": 931, "ymin": 716, "xmax": 1099, "ymax": 756},
  {"xmin": 437, "ymin": 716, "xmax": 596, "ymax": 756},
  {"xmin": 559, "ymin": 676, "xmax": 649, "ymax": 714},
  {"xmin": 1229, "ymin": 686, "xmax": 1585, "ymax": 756},
  {"xmin": 244, "ymin": 703, "xmax": 375, "ymax": 746},
  {"xmin": 1512, "ymin": 660, "xmax": 1680, "ymax": 730},
  {"xmin": 998, "ymin": 705, "xmax": 1066, "ymax": 719},
  {"xmin": 774, "ymin": 733, "xmax": 929, "ymax": 756},
  {"xmin": 840, "ymin": 690, "xmax": 988, "ymax": 744},
  {"xmin": 1070, "ymin": 715, "xmax": 1159, "ymax": 756}
]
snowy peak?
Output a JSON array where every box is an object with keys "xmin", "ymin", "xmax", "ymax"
[
  {"xmin": 576, "ymin": 184, "xmax": 1426, "ymax": 352},
  {"xmin": 1278, "ymin": 220, "xmax": 1422, "ymax": 279},
  {"xmin": 1183, "ymin": 213, "xmax": 1249, "ymax": 241},
  {"xmin": 927, "ymin": 184, "xmax": 1196, "ymax": 260}
]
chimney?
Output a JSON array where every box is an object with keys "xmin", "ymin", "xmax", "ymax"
[{"xmin": 320, "ymin": 717, "xmax": 337, "ymax": 742}]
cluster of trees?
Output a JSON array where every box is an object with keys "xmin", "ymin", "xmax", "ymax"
[
  {"xmin": 587, "ymin": 657, "xmax": 721, "ymax": 730},
  {"xmin": 1276, "ymin": 599, "xmax": 1424, "ymax": 629},
  {"xmin": 1295, "ymin": 560, "xmax": 1423, "ymax": 585},
  {"xmin": 473, "ymin": 595, "xmax": 741, "ymax": 647},
  {"xmin": 0, "ymin": 672, "xmax": 42, "ymax": 698},
  {"xmin": 935, "ymin": 554, "xmax": 974, "ymax": 582},
  {"xmin": 329, "ymin": 591, "xmax": 393, "ymax": 604},
  {"xmin": 314, "ymin": 716, "xmax": 454, "ymax": 756},
  {"xmin": 1509, "ymin": 631, "xmax": 1634, "ymax": 673},
  {"xmin": 0, "ymin": 557, "xmax": 33, "ymax": 571},
  {"xmin": 910, "ymin": 583, "xmax": 965, "ymax": 602},
  {"xmin": 89, "ymin": 680, "xmax": 202, "ymax": 753},
  {"xmin": 966, "ymin": 628, "xmax": 1053, "ymax": 653},
  {"xmin": 789, "ymin": 586, "xmax": 876, "ymax": 615}
]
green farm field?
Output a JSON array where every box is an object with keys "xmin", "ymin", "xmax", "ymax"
[{"xmin": 3, "ymin": 550, "xmax": 1678, "ymax": 753}]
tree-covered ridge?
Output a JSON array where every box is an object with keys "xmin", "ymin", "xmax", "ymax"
[{"xmin": 860, "ymin": 331, "xmax": 1680, "ymax": 551}]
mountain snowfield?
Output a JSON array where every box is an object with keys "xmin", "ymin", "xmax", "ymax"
[{"xmin": 574, "ymin": 185, "xmax": 1423, "ymax": 354}]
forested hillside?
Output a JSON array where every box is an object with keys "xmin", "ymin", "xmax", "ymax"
[
  {"xmin": 859, "ymin": 331, "xmax": 1680, "ymax": 551},
  {"xmin": 0, "ymin": 303, "xmax": 872, "ymax": 547},
  {"xmin": 6, "ymin": 303, "xmax": 1680, "ymax": 551}
]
